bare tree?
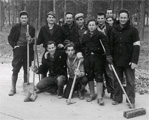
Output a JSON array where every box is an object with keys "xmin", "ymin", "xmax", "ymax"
[
  {"xmin": 139, "ymin": 0, "xmax": 145, "ymax": 40},
  {"xmin": 87, "ymin": 0, "xmax": 93, "ymax": 20},
  {"xmin": 0, "ymin": 0, "xmax": 2, "ymax": 31}
]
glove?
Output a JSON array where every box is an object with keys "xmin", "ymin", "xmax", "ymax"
[
  {"xmin": 58, "ymin": 44, "xmax": 64, "ymax": 48},
  {"xmin": 31, "ymin": 66, "xmax": 38, "ymax": 73},
  {"xmin": 74, "ymin": 69, "xmax": 81, "ymax": 77},
  {"xmin": 106, "ymin": 55, "xmax": 113, "ymax": 64},
  {"xmin": 129, "ymin": 62, "xmax": 138, "ymax": 69},
  {"xmin": 76, "ymin": 52, "xmax": 83, "ymax": 60}
]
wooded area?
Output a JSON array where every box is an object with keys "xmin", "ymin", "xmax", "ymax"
[{"xmin": 0, "ymin": 0, "xmax": 149, "ymax": 40}]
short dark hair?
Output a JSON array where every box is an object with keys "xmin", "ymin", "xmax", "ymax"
[
  {"xmin": 65, "ymin": 12, "xmax": 73, "ymax": 16},
  {"xmin": 46, "ymin": 41, "xmax": 56, "ymax": 48},
  {"xmin": 119, "ymin": 9, "xmax": 130, "ymax": 18},
  {"xmin": 64, "ymin": 42, "xmax": 75, "ymax": 50},
  {"xmin": 97, "ymin": 12, "xmax": 106, "ymax": 18},
  {"xmin": 87, "ymin": 19, "xmax": 96, "ymax": 25},
  {"xmin": 106, "ymin": 16, "xmax": 114, "ymax": 20},
  {"xmin": 107, "ymin": 9, "xmax": 112, "ymax": 12},
  {"xmin": 20, "ymin": 11, "xmax": 28, "ymax": 17}
]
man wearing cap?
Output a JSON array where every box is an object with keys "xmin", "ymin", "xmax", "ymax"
[
  {"xmin": 62, "ymin": 12, "xmax": 81, "ymax": 52},
  {"xmin": 37, "ymin": 11, "xmax": 66, "ymax": 78},
  {"xmin": 75, "ymin": 13, "xmax": 87, "ymax": 44},
  {"xmin": 96, "ymin": 12, "xmax": 115, "ymax": 99},
  {"xmin": 8, "ymin": 11, "xmax": 35, "ymax": 96},
  {"xmin": 111, "ymin": 9, "xmax": 140, "ymax": 108}
]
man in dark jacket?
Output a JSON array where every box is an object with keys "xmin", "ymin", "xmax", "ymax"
[
  {"xmin": 63, "ymin": 12, "xmax": 81, "ymax": 51},
  {"xmin": 96, "ymin": 12, "xmax": 115, "ymax": 99},
  {"xmin": 82, "ymin": 19, "xmax": 112, "ymax": 105},
  {"xmin": 8, "ymin": 11, "xmax": 35, "ymax": 96},
  {"xmin": 111, "ymin": 9, "xmax": 140, "ymax": 108},
  {"xmin": 75, "ymin": 13, "xmax": 87, "ymax": 44},
  {"xmin": 33, "ymin": 41, "xmax": 67, "ymax": 98},
  {"xmin": 37, "ymin": 11, "xmax": 66, "ymax": 78}
]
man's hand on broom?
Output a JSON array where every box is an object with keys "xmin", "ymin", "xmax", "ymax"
[
  {"xmin": 26, "ymin": 33, "xmax": 34, "ymax": 44},
  {"xmin": 31, "ymin": 66, "xmax": 38, "ymax": 73}
]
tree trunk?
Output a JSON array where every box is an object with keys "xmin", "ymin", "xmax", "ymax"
[
  {"xmin": 64, "ymin": 0, "xmax": 67, "ymax": 17},
  {"xmin": 38, "ymin": 0, "xmax": 41, "ymax": 30},
  {"xmin": 0, "ymin": 0, "xmax": 2, "ymax": 31},
  {"xmin": 121, "ymin": 0, "xmax": 123, "ymax": 9},
  {"xmin": 139, "ymin": 0, "xmax": 145, "ymax": 40},
  {"xmin": 87, "ymin": 0, "xmax": 93, "ymax": 20}
]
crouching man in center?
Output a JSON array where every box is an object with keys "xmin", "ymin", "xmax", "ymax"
[
  {"xmin": 32, "ymin": 41, "xmax": 67, "ymax": 98},
  {"xmin": 63, "ymin": 42, "xmax": 88, "ymax": 100}
]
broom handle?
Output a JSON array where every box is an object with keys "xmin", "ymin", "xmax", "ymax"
[
  {"xmin": 32, "ymin": 38, "xmax": 37, "ymax": 94},
  {"xmin": 110, "ymin": 64, "xmax": 133, "ymax": 108},
  {"xmin": 27, "ymin": 25, "xmax": 29, "ymax": 84},
  {"xmin": 35, "ymin": 42, "xmax": 40, "ymax": 81},
  {"xmin": 67, "ymin": 60, "xmax": 82, "ymax": 101}
]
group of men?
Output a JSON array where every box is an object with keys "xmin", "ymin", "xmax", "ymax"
[{"xmin": 8, "ymin": 8, "xmax": 140, "ymax": 109}]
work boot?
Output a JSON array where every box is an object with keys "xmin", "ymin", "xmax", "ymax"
[
  {"xmin": 86, "ymin": 81, "xmax": 96, "ymax": 102},
  {"xmin": 78, "ymin": 85, "xmax": 86, "ymax": 100},
  {"xmin": 96, "ymin": 82, "xmax": 104, "ymax": 105},
  {"xmin": 8, "ymin": 75, "xmax": 18, "ymax": 96}
]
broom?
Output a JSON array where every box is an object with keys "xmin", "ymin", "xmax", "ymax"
[
  {"xmin": 110, "ymin": 64, "xmax": 146, "ymax": 119},
  {"xmin": 99, "ymin": 39, "xmax": 146, "ymax": 119}
]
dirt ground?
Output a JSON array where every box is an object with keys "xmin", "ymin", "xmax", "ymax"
[
  {"xmin": 0, "ymin": 63, "xmax": 149, "ymax": 120},
  {"xmin": 0, "ymin": 27, "xmax": 149, "ymax": 120}
]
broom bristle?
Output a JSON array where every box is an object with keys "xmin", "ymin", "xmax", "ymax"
[{"xmin": 123, "ymin": 108, "xmax": 146, "ymax": 119}]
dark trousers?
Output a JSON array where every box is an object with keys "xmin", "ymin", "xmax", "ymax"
[
  {"xmin": 63, "ymin": 76, "xmax": 88, "ymax": 98},
  {"xmin": 114, "ymin": 66, "xmax": 135, "ymax": 104},
  {"xmin": 84, "ymin": 54, "xmax": 104, "ymax": 82},
  {"xmin": 36, "ymin": 75, "xmax": 66, "ymax": 96},
  {"xmin": 103, "ymin": 62, "xmax": 115, "ymax": 94},
  {"xmin": 12, "ymin": 46, "xmax": 33, "ymax": 76}
]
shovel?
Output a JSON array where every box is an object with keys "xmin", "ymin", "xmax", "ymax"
[
  {"xmin": 24, "ymin": 37, "xmax": 38, "ymax": 102},
  {"xmin": 23, "ymin": 24, "xmax": 33, "ymax": 95},
  {"xmin": 66, "ymin": 60, "xmax": 82, "ymax": 105}
]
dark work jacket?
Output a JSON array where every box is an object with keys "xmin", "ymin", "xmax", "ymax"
[
  {"xmin": 97, "ymin": 23, "xmax": 112, "ymax": 42},
  {"xmin": 38, "ymin": 50, "xmax": 67, "ymax": 77},
  {"xmin": 97, "ymin": 23, "xmax": 112, "ymax": 53},
  {"xmin": 8, "ymin": 23, "xmax": 35, "ymax": 59},
  {"xmin": 82, "ymin": 29, "xmax": 110, "ymax": 57},
  {"xmin": 37, "ymin": 24, "xmax": 65, "ymax": 48},
  {"xmin": 62, "ymin": 22, "xmax": 81, "ymax": 51},
  {"xmin": 8, "ymin": 23, "xmax": 35, "ymax": 48},
  {"xmin": 111, "ymin": 20, "xmax": 140, "ymax": 67}
]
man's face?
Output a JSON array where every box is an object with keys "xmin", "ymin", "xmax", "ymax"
[
  {"xmin": 66, "ymin": 46, "xmax": 75, "ymax": 58},
  {"xmin": 88, "ymin": 21, "xmax": 96, "ymax": 32},
  {"xmin": 119, "ymin": 12, "xmax": 129, "ymax": 25},
  {"xmin": 65, "ymin": 14, "xmax": 73, "ymax": 25},
  {"xmin": 106, "ymin": 10, "xmax": 113, "ymax": 17},
  {"xmin": 97, "ymin": 15, "xmax": 105, "ymax": 25},
  {"xmin": 76, "ymin": 17, "xmax": 84, "ymax": 27},
  {"xmin": 47, "ymin": 15, "xmax": 55, "ymax": 24},
  {"xmin": 47, "ymin": 44, "xmax": 56, "ymax": 55},
  {"xmin": 106, "ymin": 17, "xmax": 114, "ymax": 26},
  {"xmin": 20, "ymin": 15, "xmax": 28, "ymax": 25}
]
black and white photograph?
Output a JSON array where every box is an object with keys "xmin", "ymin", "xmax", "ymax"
[{"xmin": 0, "ymin": 0, "xmax": 148, "ymax": 120}]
